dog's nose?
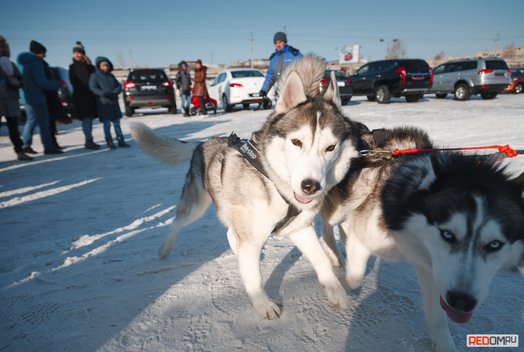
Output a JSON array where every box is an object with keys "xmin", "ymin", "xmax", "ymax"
[
  {"xmin": 446, "ymin": 290, "xmax": 477, "ymax": 312},
  {"xmin": 301, "ymin": 179, "xmax": 321, "ymax": 195}
]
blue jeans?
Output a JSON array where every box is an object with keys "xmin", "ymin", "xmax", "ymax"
[
  {"xmin": 180, "ymin": 93, "xmax": 190, "ymax": 110},
  {"xmin": 103, "ymin": 119, "xmax": 123, "ymax": 142},
  {"xmin": 82, "ymin": 118, "xmax": 94, "ymax": 140},
  {"xmin": 22, "ymin": 103, "xmax": 54, "ymax": 151}
]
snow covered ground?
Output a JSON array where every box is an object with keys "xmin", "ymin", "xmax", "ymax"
[{"xmin": 1, "ymin": 94, "xmax": 523, "ymax": 352}]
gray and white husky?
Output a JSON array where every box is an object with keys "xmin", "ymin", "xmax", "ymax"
[
  {"xmin": 321, "ymin": 127, "xmax": 524, "ymax": 351},
  {"xmin": 130, "ymin": 57, "xmax": 364, "ymax": 319}
]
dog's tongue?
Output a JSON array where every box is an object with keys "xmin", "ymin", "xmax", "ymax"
[
  {"xmin": 440, "ymin": 297, "xmax": 472, "ymax": 324},
  {"xmin": 294, "ymin": 192, "xmax": 313, "ymax": 204}
]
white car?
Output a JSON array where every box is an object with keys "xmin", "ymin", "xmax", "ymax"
[{"xmin": 208, "ymin": 68, "xmax": 270, "ymax": 112}]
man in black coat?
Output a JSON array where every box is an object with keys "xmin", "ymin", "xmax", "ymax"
[{"xmin": 69, "ymin": 41, "xmax": 100, "ymax": 150}]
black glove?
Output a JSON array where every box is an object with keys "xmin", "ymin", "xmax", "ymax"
[
  {"xmin": 103, "ymin": 92, "xmax": 114, "ymax": 98},
  {"xmin": 259, "ymin": 90, "xmax": 267, "ymax": 97}
]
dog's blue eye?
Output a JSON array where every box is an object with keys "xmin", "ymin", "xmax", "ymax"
[
  {"xmin": 484, "ymin": 240, "xmax": 504, "ymax": 252},
  {"xmin": 439, "ymin": 229, "xmax": 456, "ymax": 244}
]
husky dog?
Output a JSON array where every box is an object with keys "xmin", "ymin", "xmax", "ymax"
[
  {"xmin": 321, "ymin": 127, "xmax": 524, "ymax": 351},
  {"xmin": 130, "ymin": 57, "xmax": 364, "ymax": 319}
]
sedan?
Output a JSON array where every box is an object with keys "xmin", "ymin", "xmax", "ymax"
[
  {"xmin": 504, "ymin": 67, "xmax": 524, "ymax": 94},
  {"xmin": 208, "ymin": 69, "xmax": 269, "ymax": 112}
]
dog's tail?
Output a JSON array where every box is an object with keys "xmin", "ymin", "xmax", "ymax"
[{"xmin": 128, "ymin": 121, "xmax": 198, "ymax": 165}]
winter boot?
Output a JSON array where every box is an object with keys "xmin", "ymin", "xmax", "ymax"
[
  {"xmin": 183, "ymin": 107, "xmax": 190, "ymax": 117},
  {"xmin": 17, "ymin": 151, "xmax": 33, "ymax": 161},
  {"xmin": 85, "ymin": 139, "xmax": 101, "ymax": 150},
  {"xmin": 117, "ymin": 137, "xmax": 130, "ymax": 148},
  {"xmin": 106, "ymin": 138, "xmax": 117, "ymax": 150}
]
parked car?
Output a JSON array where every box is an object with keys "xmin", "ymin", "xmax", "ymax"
[
  {"xmin": 319, "ymin": 70, "xmax": 353, "ymax": 105},
  {"xmin": 504, "ymin": 67, "xmax": 524, "ymax": 94},
  {"xmin": 208, "ymin": 68, "xmax": 269, "ymax": 112},
  {"xmin": 429, "ymin": 57, "xmax": 511, "ymax": 100},
  {"xmin": 348, "ymin": 59, "xmax": 433, "ymax": 103},
  {"xmin": 122, "ymin": 68, "xmax": 177, "ymax": 117}
]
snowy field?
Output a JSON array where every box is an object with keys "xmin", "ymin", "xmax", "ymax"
[{"xmin": 1, "ymin": 94, "xmax": 523, "ymax": 352}]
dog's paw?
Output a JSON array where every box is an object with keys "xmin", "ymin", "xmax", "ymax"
[
  {"xmin": 345, "ymin": 272, "xmax": 364, "ymax": 289},
  {"xmin": 158, "ymin": 241, "xmax": 173, "ymax": 260},
  {"xmin": 324, "ymin": 283, "xmax": 349, "ymax": 310},
  {"xmin": 253, "ymin": 299, "xmax": 283, "ymax": 320}
]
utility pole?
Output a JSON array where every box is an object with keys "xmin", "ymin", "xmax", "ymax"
[{"xmin": 249, "ymin": 32, "xmax": 254, "ymax": 68}]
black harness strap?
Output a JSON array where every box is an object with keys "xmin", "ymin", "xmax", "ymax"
[{"xmin": 227, "ymin": 132, "xmax": 301, "ymax": 234}]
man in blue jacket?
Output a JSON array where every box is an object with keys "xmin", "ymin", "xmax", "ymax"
[
  {"xmin": 259, "ymin": 32, "xmax": 303, "ymax": 99},
  {"xmin": 17, "ymin": 40, "xmax": 63, "ymax": 154}
]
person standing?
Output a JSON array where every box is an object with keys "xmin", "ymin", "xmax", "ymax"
[
  {"xmin": 259, "ymin": 32, "xmax": 303, "ymax": 99},
  {"xmin": 17, "ymin": 40, "xmax": 62, "ymax": 154},
  {"xmin": 0, "ymin": 36, "xmax": 32, "ymax": 161},
  {"xmin": 69, "ymin": 41, "xmax": 100, "ymax": 150},
  {"xmin": 89, "ymin": 56, "xmax": 129, "ymax": 149},
  {"xmin": 176, "ymin": 60, "xmax": 191, "ymax": 117},
  {"xmin": 192, "ymin": 59, "xmax": 208, "ymax": 116}
]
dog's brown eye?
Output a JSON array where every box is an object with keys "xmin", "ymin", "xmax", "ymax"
[
  {"xmin": 326, "ymin": 145, "xmax": 336, "ymax": 152},
  {"xmin": 291, "ymin": 139, "xmax": 302, "ymax": 148}
]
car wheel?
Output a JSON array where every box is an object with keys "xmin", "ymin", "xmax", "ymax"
[
  {"xmin": 125, "ymin": 103, "xmax": 134, "ymax": 117},
  {"xmin": 168, "ymin": 105, "xmax": 177, "ymax": 114},
  {"xmin": 242, "ymin": 103, "xmax": 250, "ymax": 109},
  {"xmin": 190, "ymin": 107, "xmax": 197, "ymax": 116},
  {"xmin": 375, "ymin": 85, "xmax": 391, "ymax": 104},
  {"xmin": 405, "ymin": 94, "xmax": 423, "ymax": 103},
  {"xmin": 515, "ymin": 83, "xmax": 523, "ymax": 94},
  {"xmin": 262, "ymin": 99, "xmax": 272, "ymax": 109},
  {"xmin": 454, "ymin": 83, "xmax": 470, "ymax": 101},
  {"xmin": 222, "ymin": 94, "xmax": 233, "ymax": 112},
  {"xmin": 481, "ymin": 92, "xmax": 497, "ymax": 100},
  {"xmin": 435, "ymin": 93, "xmax": 447, "ymax": 99},
  {"xmin": 366, "ymin": 95, "xmax": 375, "ymax": 101},
  {"xmin": 341, "ymin": 96, "xmax": 352, "ymax": 105}
]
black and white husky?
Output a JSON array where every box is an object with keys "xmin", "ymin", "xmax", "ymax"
[
  {"xmin": 130, "ymin": 57, "xmax": 365, "ymax": 319},
  {"xmin": 322, "ymin": 127, "xmax": 524, "ymax": 351}
]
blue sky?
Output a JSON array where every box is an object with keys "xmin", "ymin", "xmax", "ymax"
[{"xmin": 2, "ymin": 0, "xmax": 523, "ymax": 69}]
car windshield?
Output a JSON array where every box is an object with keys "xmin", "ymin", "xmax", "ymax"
[
  {"xmin": 231, "ymin": 70, "xmax": 264, "ymax": 78},
  {"xmin": 129, "ymin": 71, "xmax": 168, "ymax": 82},
  {"xmin": 485, "ymin": 60, "xmax": 508, "ymax": 70},
  {"xmin": 510, "ymin": 68, "xmax": 524, "ymax": 77}
]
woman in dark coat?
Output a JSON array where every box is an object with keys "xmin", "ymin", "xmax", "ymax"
[
  {"xmin": 89, "ymin": 56, "xmax": 129, "ymax": 149},
  {"xmin": 69, "ymin": 41, "xmax": 100, "ymax": 150},
  {"xmin": 192, "ymin": 59, "xmax": 208, "ymax": 116}
]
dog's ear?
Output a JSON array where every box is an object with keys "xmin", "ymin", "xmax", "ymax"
[
  {"xmin": 275, "ymin": 71, "xmax": 308, "ymax": 114},
  {"xmin": 323, "ymin": 71, "xmax": 342, "ymax": 108}
]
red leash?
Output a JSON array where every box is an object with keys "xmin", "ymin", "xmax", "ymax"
[{"xmin": 391, "ymin": 144, "xmax": 520, "ymax": 158}]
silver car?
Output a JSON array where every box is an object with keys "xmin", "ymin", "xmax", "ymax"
[{"xmin": 429, "ymin": 57, "xmax": 510, "ymax": 100}]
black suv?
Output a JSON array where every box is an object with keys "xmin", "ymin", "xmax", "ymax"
[
  {"xmin": 349, "ymin": 59, "xmax": 433, "ymax": 103},
  {"xmin": 123, "ymin": 69, "xmax": 177, "ymax": 116}
]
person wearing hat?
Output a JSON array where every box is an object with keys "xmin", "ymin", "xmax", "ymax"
[
  {"xmin": 259, "ymin": 32, "xmax": 303, "ymax": 99},
  {"xmin": 17, "ymin": 40, "xmax": 63, "ymax": 154},
  {"xmin": 0, "ymin": 36, "xmax": 33, "ymax": 161},
  {"xmin": 175, "ymin": 60, "xmax": 191, "ymax": 117},
  {"xmin": 192, "ymin": 59, "xmax": 208, "ymax": 116},
  {"xmin": 69, "ymin": 41, "xmax": 100, "ymax": 150},
  {"xmin": 89, "ymin": 56, "xmax": 129, "ymax": 149}
]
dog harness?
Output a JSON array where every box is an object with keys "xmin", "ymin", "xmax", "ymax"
[{"xmin": 227, "ymin": 132, "xmax": 301, "ymax": 234}]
